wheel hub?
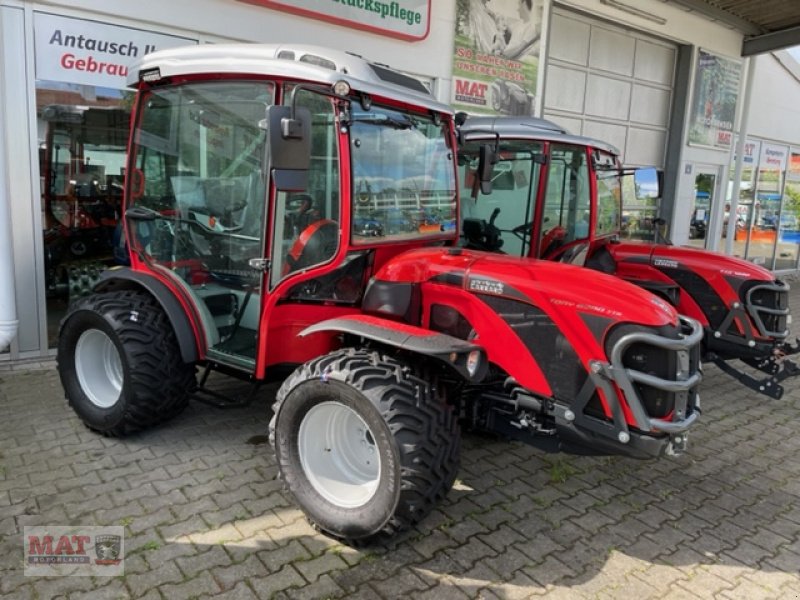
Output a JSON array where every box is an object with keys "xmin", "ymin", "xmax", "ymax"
[
  {"xmin": 297, "ymin": 401, "xmax": 381, "ymax": 508},
  {"xmin": 74, "ymin": 329, "xmax": 123, "ymax": 408}
]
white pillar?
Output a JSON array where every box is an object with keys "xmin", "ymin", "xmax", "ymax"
[{"xmin": 0, "ymin": 7, "xmax": 19, "ymax": 352}]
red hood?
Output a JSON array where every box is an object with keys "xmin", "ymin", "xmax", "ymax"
[
  {"xmin": 611, "ymin": 241, "xmax": 776, "ymax": 282},
  {"xmin": 377, "ymin": 248, "xmax": 679, "ymax": 327}
]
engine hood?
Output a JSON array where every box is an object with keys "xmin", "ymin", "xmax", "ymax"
[
  {"xmin": 611, "ymin": 241, "xmax": 776, "ymax": 282},
  {"xmin": 377, "ymin": 248, "xmax": 679, "ymax": 327}
]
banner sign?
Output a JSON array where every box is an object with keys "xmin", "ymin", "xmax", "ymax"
[
  {"xmin": 451, "ymin": 0, "xmax": 544, "ymax": 117},
  {"xmin": 34, "ymin": 13, "xmax": 196, "ymax": 90},
  {"xmin": 688, "ymin": 49, "xmax": 741, "ymax": 150},
  {"xmin": 239, "ymin": 1, "xmax": 430, "ymax": 41},
  {"xmin": 759, "ymin": 143, "xmax": 788, "ymax": 172}
]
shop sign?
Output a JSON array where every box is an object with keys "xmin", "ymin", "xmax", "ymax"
[
  {"xmin": 238, "ymin": 1, "xmax": 430, "ymax": 41},
  {"xmin": 34, "ymin": 13, "xmax": 196, "ymax": 90},
  {"xmin": 788, "ymin": 151, "xmax": 800, "ymax": 182},
  {"xmin": 737, "ymin": 139, "xmax": 758, "ymax": 165},
  {"xmin": 759, "ymin": 143, "xmax": 788, "ymax": 172},
  {"xmin": 688, "ymin": 49, "xmax": 741, "ymax": 150},
  {"xmin": 451, "ymin": 0, "xmax": 545, "ymax": 117}
]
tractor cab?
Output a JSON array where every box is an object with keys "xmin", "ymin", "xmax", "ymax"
[
  {"xmin": 457, "ymin": 115, "xmax": 799, "ymax": 398},
  {"xmin": 122, "ymin": 45, "xmax": 458, "ymax": 377}
]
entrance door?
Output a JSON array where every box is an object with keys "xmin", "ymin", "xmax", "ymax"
[{"xmin": 687, "ymin": 168, "xmax": 718, "ymax": 250}]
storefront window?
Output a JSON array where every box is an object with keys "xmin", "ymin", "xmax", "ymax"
[
  {"xmin": 742, "ymin": 143, "xmax": 788, "ymax": 267},
  {"xmin": 32, "ymin": 12, "xmax": 195, "ymax": 348},
  {"xmin": 38, "ymin": 81, "xmax": 131, "ymax": 345},
  {"xmin": 777, "ymin": 149, "xmax": 800, "ymax": 270},
  {"xmin": 724, "ymin": 139, "xmax": 758, "ymax": 255}
]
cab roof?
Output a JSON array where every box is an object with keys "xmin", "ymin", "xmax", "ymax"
[
  {"xmin": 128, "ymin": 43, "xmax": 452, "ymax": 115},
  {"xmin": 458, "ymin": 115, "xmax": 621, "ymax": 157}
]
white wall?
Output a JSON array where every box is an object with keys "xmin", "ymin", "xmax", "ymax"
[
  {"xmin": 557, "ymin": 0, "xmax": 742, "ymax": 57},
  {"xmin": 748, "ymin": 51, "xmax": 800, "ymax": 146}
]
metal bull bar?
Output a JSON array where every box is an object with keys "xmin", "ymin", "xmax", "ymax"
[
  {"xmin": 607, "ymin": 316, "xmax": 704, "ymax": 434},
  {"xmin": 745, "ymin": 280, "xmax": 791, "ymax": 339},
  {"xmin": 709, "ymin": 280, "xmax": 800, "ymax": 399},
  {"xmin": 582, "ymin": 317, "xmax": 704, "ymax": 448}
]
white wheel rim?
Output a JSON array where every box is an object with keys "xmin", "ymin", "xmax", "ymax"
[
  {"xmin": 75, "ymin": 329, "xmax": 123, "ymax": 409},
  {"xmin": 297, "ymin": 401, "xmax": 381, "ymax": 508}
]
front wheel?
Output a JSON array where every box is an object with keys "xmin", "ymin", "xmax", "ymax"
[
  {"xmin": 270, "ymin": 349, "xmax": 460, "ymax": 543},
  {"xmin": 57, "ymin": 290, "xmax": 196, "ymax": 436}
]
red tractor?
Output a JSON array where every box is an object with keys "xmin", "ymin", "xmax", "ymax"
[
  {"xmin": 457, "ymin": 115, "xmax": 799, "ymax": 398},
  {"xmin": 57, "ymin": 45, "xmax": 703, "ymax": 544}
]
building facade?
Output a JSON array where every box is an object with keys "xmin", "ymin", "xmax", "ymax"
[{"xmin": 0, "ymin": 0, "xmax": 796, "ymax": 361}]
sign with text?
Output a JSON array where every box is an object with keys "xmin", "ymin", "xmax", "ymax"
[
  {"xmin": 688, "ymin": 49, "xmax": 741, "ymax": 150},
  {"xmin": 25, "ymin": 526, "xmax": 124, "ymax": 576},
  {"xmin": 34, "ymin": 13, "xmax": 196, "ymax": 90},
  {"xmin": 451, "ymin": 0, "xmax": 544, "ymax": 117},
  {"xmin": 759, "ymin": 143, "xmax": 788, "ymax": 172},
  {"xmin": 239, "ymin": 0, "xmax": 430, "ymax": 41}
]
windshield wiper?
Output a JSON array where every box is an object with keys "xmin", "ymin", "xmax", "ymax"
[{"xmin": 352, "ymin": 113, "xmax": 415, "ymax": 129}]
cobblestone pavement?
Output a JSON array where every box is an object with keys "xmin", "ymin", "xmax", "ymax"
[{"xmin": 3, "ymin": 287, "xmax": 800, "ymax": 599}]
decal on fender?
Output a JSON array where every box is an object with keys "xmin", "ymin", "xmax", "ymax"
[
  {"xmin": 654, "ymin": 258, "xmax": 679, "ymax": 269},
  {"xmin": 469, "ymin": 278, "xmax": 504, "ymax": 295}
]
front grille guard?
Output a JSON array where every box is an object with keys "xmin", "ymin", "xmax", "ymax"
[
  {"xmin": 745, "ymin": 281, "xmax": 790, "ymax": 339},
  {"xmin": 589, "ymin": 316, "xmax": 704, "ymax": 439}
]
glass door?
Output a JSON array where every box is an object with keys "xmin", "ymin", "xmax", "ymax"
[{"xmin": 689, "ymin": 172, "xmax": 714, "ymax": 249}]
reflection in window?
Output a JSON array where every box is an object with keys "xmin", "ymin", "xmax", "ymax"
[
  {"xmin": 594, "ymin": 151, "xmax": 621, "ymax": 238},
  {"xmin": 132, "ymin": 81, "xmax": 272, "ymax": 274},
  {"xmin": 350, "ymin": 106, "xmax": 456, "ymax": 243},
  {"xmin": 37, "ymin": 82, "xmax": 131, "ymax": 346}
]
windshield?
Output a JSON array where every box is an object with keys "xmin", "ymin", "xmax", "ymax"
[
  {"xmin": 458, "ymin": 140, "xmax": 544, "ymax": 257},
  {"xmin": 350, "ymin": 106, "xmax": 456, "ymax": 242}
]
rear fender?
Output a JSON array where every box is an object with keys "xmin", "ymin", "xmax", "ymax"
[
  {"xmin": 93, "ymin": 267, "xmax": 200, "ymax": 363},
  {"xmin": 300, "ymin": 314, "xmax": 488, "ymax": 382}
]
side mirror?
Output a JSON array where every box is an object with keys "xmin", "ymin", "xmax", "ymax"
[
  {"xmin": 478, "ymin": 144, "xmax": 497, "ymax": 195},
  {"xmin": 633, "ymin": 167, "xmax": 663, "ymax": 200},
  {"xmin": 266, "ymin": 105, "xmax": 311, "ymax": 192}
]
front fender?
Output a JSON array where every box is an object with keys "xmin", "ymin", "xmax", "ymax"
[
  {"xmin": 300, "ymin": 314, "xmax": 488, "ymax": 382},
  {"xmin": 93, "ymin": 267, "xmax": 200, "ymax": 363}
]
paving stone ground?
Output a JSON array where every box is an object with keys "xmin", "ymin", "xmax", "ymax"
[{"xmin": 2, "ymin": 282, "xmax": 800, "ymax": 599}]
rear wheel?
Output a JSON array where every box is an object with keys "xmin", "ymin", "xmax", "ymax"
[
  {"xmin": 57, "ymin": 290, "xmax": 196, "ymax": 436},
  {"xmin": 270, "ymin": 348, "xmax": 460, "ymax": 543}
]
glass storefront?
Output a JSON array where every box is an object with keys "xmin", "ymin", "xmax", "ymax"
[
  {"xmin": 37, "ymin": 82, "xmax": 131, "ymax": 345},
  {"xmin": 724, "ymin": 140, "xmax": 799, "ymax": 271}
]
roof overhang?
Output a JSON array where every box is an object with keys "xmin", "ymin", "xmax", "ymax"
[{"xmin": 668, "ymin": 0, "xmax": 800, "ymax": 56}]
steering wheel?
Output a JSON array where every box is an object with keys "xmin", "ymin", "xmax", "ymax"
[{"xmin": 283, "ymin": 219, "xmax": 338, "ymax": 275}]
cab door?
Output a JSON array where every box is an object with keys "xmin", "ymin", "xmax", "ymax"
[{"xmin": 128, "ymin": 81, "xmax": 274, "ymax": 371}]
